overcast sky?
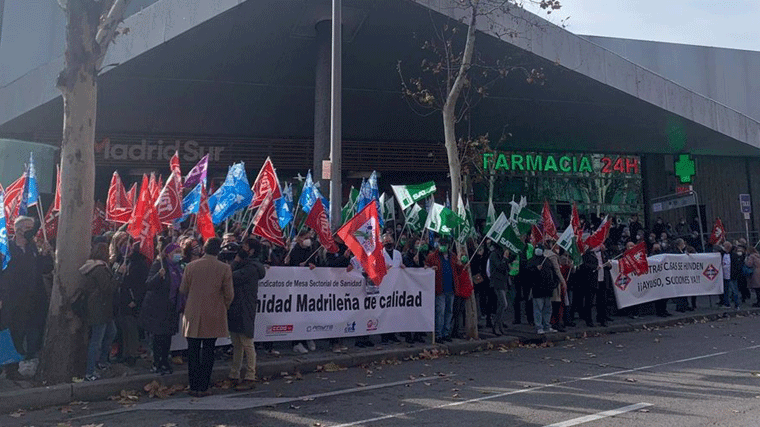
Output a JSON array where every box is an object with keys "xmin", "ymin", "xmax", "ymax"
[{"xmin": 526, "ymin": 0, "xmax": 759, "ymax": 52}]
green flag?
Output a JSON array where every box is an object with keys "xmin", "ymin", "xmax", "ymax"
[
  {"xmin": 425, "ymin": 203, "xmax": 461, "ymax": 236},
  {"xmin": 380, "ymin": 192, "xmax": 395, "ymax": 223},
  {"xmin": 455, "ymin": 195, "xmax": 473, "ymax": 244},
  {"xmin": 404, "ymin": 203, "xmax": 427, "ymax": 232},
  {"xmin": 391, "ymin": 182, "xmax": 437, "ymax": 211},
  {"xmin": 557, "ymin": 224, "xmax": 582, "ymax": 266},
  {"xmin": 485, "ymin": 200, "xmax": 496, "ymax": 233},
  {"xmin": 495, "ymin": 223, "xmax": 526, "ymax": 253},
  {"xmin": 486, "ymin": 212, "xmax": 510, "ymax": 242},
  {"xmin": 514, "ymin": 207, "xmax": 541, "ymax": 235},
  {"xmin": 465, "ymin": 200, "xmax": 476, "ymax": 238},
  {"xmin": 341, "ymin": 187, "xmax": 359, "ymax": 224}
]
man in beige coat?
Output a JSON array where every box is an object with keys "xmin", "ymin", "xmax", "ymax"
[{"xmin": 180, "ymin": 237, "xmax": 234, "ymax": 396}]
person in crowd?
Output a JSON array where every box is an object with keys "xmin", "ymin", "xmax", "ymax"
[
  {"xmin": 653, "ymin": 217, "xmax": 667, "ymax": 238},
  {"xmin": 284, "ymin": 230, "xmax": 316, "ymax": 353},
  {"xmin": 671, "ymin": 238, "xmax": 694, "ymax": 312},
  {"xmin": 222, "ymin": 232, "xmax": 238, "ymax": 247},
  {"xmin": 629, "ymin": 214, "xmax": 643, "ymax": 241},
  {"xmin": 543, "ymin": 240, "xmax": 568, "ymax": 331},
  {"xmin": 513, "ymin": 234, "xmax": 534, "ymax": 326},
  {"xmin": 380, "ymin": 233, "xmax": 402, "ymax": 344},
  {"xmin": 646, "ymin": 232, "xmax": 657, "ymax": 254},
  {"xmin": 591, "ymin": 244, "xmax": 613, "ymax": 327},
  {"xmin": 425, "ymin": 239, "xmax": 458, "ymax": 342},
  {"xmin": 735, "ymin": 243, "xmax": 750, "ymax": 303},
  {"xmin": 180, "ymin": 237, "xmax": 234, "ymax": 397},
  {"xmin": 576, "ymin": 246, "xmax": 598, "ymax": 326},
  {"xmin": 469, "ymin": 241, "xmax": 492, "ymax": 330},
  {"xmin": 722, "ymin": 241, "xmax": 742, "ymax": 309},
  {"xmin": 227, "ymin": 238, "xmax": 266, "ymax": 390},
  {"xmin": 552, "ymin": 248, "xmax": 573, "ymax": 332},
  {"xmin": 451, "ymin": 248, "xmax": 473, "ymax": 339},
  {"xmin": 744, "ymin": 246, "xmax": 760, "ymax": 307},
  {"xmin": 322, "ymin": 235, "xmax": 352, "ymax": 352},
  {"xmin": 80, "ymin": 243, "xmax": 119, "ymax": 381},
  {"xmin": 139, "ymin": 240, "xmax": 183, "ymax": 376},
  {"xmin": 0, "ymin": 216, "xmax": 54, "ymax": 378},
  {"xmin": 346, "ymin": 251, "xmax": 377, "ymax": 348},
  {"xmin": 527, "ymin": 247, "xmax": 557, "ymax": 334},
  {"xmin": 675, "ymin": 218, "xmax": 691, "ymax": 237},
  {"xmin": 180, "ymin": 237, "xmax": 202, "ymax": 266},
  {"xmin": 487, "ymin": 244, "xmax": 512, "ymax": 336},
  {"xmin": 401, "ymin": 237, "xmax": 428, "ymax": 344},
  {"xmin": 114, "ymin": 241, "xmax": 150, "ymax": 366}
]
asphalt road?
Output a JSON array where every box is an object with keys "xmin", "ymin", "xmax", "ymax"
[{"xmin": 7, "ymin": 313, "xmax": 760, "ymax": 427}]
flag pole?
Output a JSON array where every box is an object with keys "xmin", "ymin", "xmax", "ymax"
[
  {"xmin": 463, "ymin": 234, "xmax": 488, "ymax": 270},
  {"xmin": 35, "ymin": 202, "xmax": 48, "ymax": 243},
  {"xmin": 394, "ymin": 222, "xmax": 410, "ymax": 250}
]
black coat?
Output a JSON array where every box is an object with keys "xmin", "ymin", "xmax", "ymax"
[
  {"xmin": 114, "ymin": 252, "xmax": 150, "ymax": 317},
  {"xmin": 227, "ymin": 258, "xmax": 266, "ymax": 338},
  {"xmin": 0, "ymin": 241, "xmax": 53, "ymax": 329},
  {"xmin": 139, "ymin": 260, "xmax": 180, "ymax": 336}
]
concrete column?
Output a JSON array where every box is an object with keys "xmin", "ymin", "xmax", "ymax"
[{"xmin": 313, "ymin": 20, "xmax": 331, "ymax": 192}]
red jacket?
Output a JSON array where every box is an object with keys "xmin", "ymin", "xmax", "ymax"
[{"xmin": 425, "ymin": 250, "xmax": 461, "ymax": 295}]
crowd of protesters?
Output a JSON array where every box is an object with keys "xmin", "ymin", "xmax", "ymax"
[{"xmin": 1, "ymin": 210, "xmax": 758, "ymax": 397}]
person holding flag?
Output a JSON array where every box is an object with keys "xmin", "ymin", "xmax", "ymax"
[
  {"xmin": 425, "ymin": 238, "xmax": 458, "ymax": 342},
  {"xmin": 0, "ymin": 216, "xmax": 53, "ymax": 378}
]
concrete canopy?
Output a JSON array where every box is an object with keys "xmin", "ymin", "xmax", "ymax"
[{"xmin": 1, "ymin": 0, "xmax": 759, "ymax": 158}]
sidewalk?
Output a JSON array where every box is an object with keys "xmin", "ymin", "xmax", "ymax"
[{"xmin": 0, "ymin": 296, "xmax": 757, "ymax": 414}]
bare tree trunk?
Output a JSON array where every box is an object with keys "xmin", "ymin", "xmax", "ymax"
[
  {"xmin": 40, "ymin": 0, "xmax": 101, "ymax": 383},
  {"xmin": 442, "ymin": 1, "xmax": 479, "ymax": 339}
]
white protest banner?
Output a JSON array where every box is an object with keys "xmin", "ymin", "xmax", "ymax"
[
  {"xmin": 254, "ymin": 266, "xmax": 435, "ymax": 341},
  {"xmin": 611, "ymin": 253, "xmax": 724, "ymax": 309}
]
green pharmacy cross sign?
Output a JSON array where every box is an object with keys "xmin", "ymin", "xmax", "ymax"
[{"xmin": 674, "ymin": 154, "xmax": 696, "ymax": 183}]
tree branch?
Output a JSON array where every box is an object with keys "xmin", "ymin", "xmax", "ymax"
[
  {"xmin": 444, "ymin": 0, "xmax": 479, "ymax": 114},
  {"xmin": 95, "ymin": 0, "xmax": 128, "ymax": 58}
]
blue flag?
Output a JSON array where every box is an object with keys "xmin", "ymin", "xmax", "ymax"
[
  {"xmin": 208, "ymin": 162, "xmax": 253, "ymax": 224},
  {"xmin": 26, "ymin": 152, "xmax": 39, "ymax": 208},
  {"xmin": 356, "ymin": 179, "xmax": 371, "ymax": 212},
  {"xmin": 275, "ymin": 183, "xmax": 294, "ymax": 229},
  {"xmin": 176, "ymin": 183, "xmax": 202, "ymax": 224},
  {"xmin": 368, "ymin": 171, "xmax": 383, "ymax": 227},
  {"xmin": 17, "ymin": 171, "xmax": 29, "ymax": 217},
  {"xmin": 299, "ymin": 171, "xmax": 317, "ymax": 214},
  {"xmin": 0, "ymin": 190, "xmax": 10, "ymax": 270}
]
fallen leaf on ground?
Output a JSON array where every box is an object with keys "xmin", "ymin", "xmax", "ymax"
[
  {"xmin": 60, "ymin": 406, "xmax": 73, "ymax": 414},
  {"xmin": 625, "ymin": 378, "xmax": 637, "ymax": 383},
  {"xmin": 356, "ymin": 382, "xmax": 367, "ymax": 387},
  {"xmin": 9, "ymin": 409, "xmax": 25, "ymax": 417}
]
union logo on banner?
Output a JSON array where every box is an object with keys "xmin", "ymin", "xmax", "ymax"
[
  {"xmin": 615, "ymin": 274, "xmax": 632, "ymax": 291},
  {"xmin": 703, "ymin": 264, "xmax": 719, "ymax": 281},
  {"xmin": 353, "ymin": 218, "xmax": 377, "ymax": 255}
]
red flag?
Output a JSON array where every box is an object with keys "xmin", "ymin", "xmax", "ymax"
[
  {"xmin": 170, "ymin": 151, "xmax": 181, "ymax": 177},
  {"xmin": 148, "ymin": 173, "xmax": 160, "ymax": 202},
  {"xmin": 154, "ymin": 170, "xmax": 183, "ymax": 224},
  {"xmin": 709, "ymin": 218, "xmax": 726, "ymax": 245},
  {"xmin": 541, "ymin": 201, "xmax": 558, "ymax": 240},
  {"xmin": 584, "ymin": 216, "xmax": 611, "ymax": 249},
  {"xmin": 106, "ymin": 171, "xmax": 133, "ymax": 224},
  {"xmin": 251, "ymin": 191, "xmax": 285, "ymax": 247},
  {"xmin": 197, "ymin": 184, "xmax": 216, "ymax": 240},
  {"xmin": 571, "ymin": 202, "xmax": 585, "ymax": 253},
  {"xmin": 91, "ymin": 202, "xmax": 109, "ymax": 236},
  {"xmin": 618, "ymin": 241, "xmax": 649, "ymax": 276},
  {"xmin": 4, "ymin": 174, "xmax": 26, "ymax": 235},
  {"xmin": 37, "ymin": 202, "xmax": 59, "ymax": 240},
  {"xmin": 250, "ymin": 157, "xmax": 282, "ymax": 208},
  {"xmin": 306, "ymin": 198, "xmax": 338, "ymax": 253},
  {"xmin": 126, "ymin": 183, "xmax": 137, "ymax": 208},
  {"xmin": 337, "ymin": 201, "xmax": 387, "ymax": 285},
  {"xmin": 52, "ymin": 165, "xmax": 62, "ymax": 212},
  {"xmin": 529, "ymin": 225, "xmax": 544, "ymax": 246},
  {"xmin": 127, "ymin": 175, "xmax": 150, "ymax": 239}
]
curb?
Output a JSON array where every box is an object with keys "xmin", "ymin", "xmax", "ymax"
[{"xmin": 1, "ymin": 307, "xmax": 757, "ymax": 413}]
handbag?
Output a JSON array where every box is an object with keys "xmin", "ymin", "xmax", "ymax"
[
  {"xmin": 472, "ymin": 273, "xmax": 484, "ymax": 284},
  {"xmin": 0, "ymin": 329, "xmax": 23, "ymax": 366}
]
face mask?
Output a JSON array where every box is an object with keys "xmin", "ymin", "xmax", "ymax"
[
  {"xmin": 384, "ymin": 243, "xmax": 393, "ymax": 250},
  {"xmin": 172, "ymin": 254, "xmax": 182, "ymax": 263},
  {"xmin": 439, "ymin": 245, "xmax": 448, "ymax": 252},
  {"xmin": 23, "ymin": 229, "xmax": 35, "ymax": 240},
  {"xmin": 419, "ymin": 244, "xmax": 428, "ymax": 252},
  {"xmin": 737, "ymin": 251, "xmax": 744, "ymax": 256},
  {"xmin": 301, "ymin": 239, "xmax": 312, "ymax": 247},
  {"xmin": 460, "ymin": 255, "xmax": 469, "ymax": 264},
  {"xmin": 400, "ymin": 239, "xmax": 407, "ymax": 246}
]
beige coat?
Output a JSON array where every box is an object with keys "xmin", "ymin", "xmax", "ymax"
[
  {"xmin": 746, "ymin": 253, "xmax": 760, "ymax": 289},
  {"xmin": 180, "ymin": 254, "xmax": 234, "ymax": 338}
]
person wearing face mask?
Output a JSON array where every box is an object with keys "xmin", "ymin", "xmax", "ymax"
[
  {"xmin": 284, "ymin": 230, "xmax": 316, "ymax": 354},
  {"xmin": 139, "ymin": 240, "xmax": 183, "ymax": 375},
  {"xmin": 379, "ymin": 234, "xmax": 404, "ymax": 344},
  {"xmin": 425, "ymin": 238, "xmax": 459, "ymax": 342},
  {"xmin": 0, "ymin": 216, "xmax": 53, "ymax": 378},
  {"xmin": 399, "ymin": 237, "xmax": 428, "ymax": 344}
]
